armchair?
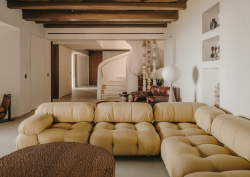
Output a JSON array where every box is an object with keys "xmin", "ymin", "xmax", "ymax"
[{"xmin": 130, "ymin": 85, "xmax": 171, "ymax": 106}]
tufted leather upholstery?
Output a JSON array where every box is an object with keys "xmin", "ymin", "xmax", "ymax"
[
  {"xmin": 95, "ymin": 102, "xmax": 153, "ymax": 123},
  {"xmin": 211, "ymin": 114, "xmax": 250, "ymax": 162},
  {"xmin": 195, "ymin": 106, "xmax": 226, "ymax": 134},
  {"xmin": 130, "ymin": 86, "xmax": 171, "ymax": 106},
  {"xmin": 159, "ymin": 102, "xmax": 250, "ymax": 177},
  {"xmin": 38, "ymin": 122, "xmax": 93, "ymax": 144},
  {"xmin": 90, "ymin": 102, "xmax": 161, "ymax": 155},
  {"xmin": 90, "ymin": 122, "xmax": 160, "ymax": 155},
  {"xmin": 155, "ymin": 122, "xmax": 208, "ymax": 142},
  {"xmin": 35, "ymin": 102, "xmax": 95, "ymax": 123},
  {"xmin": 184, "ymin": 171, "xmax": 250, "ymax": 177},
  {"xmin": 16, "ymin": 102, "xmax": 95, "ymax": 150},
  {"xmin": 154, "ymin": 102, "xmax": 207, "ymax": 123},
  {"xmin": 161, "ymin": 135, "xmax": 250, "ymax": 177}
]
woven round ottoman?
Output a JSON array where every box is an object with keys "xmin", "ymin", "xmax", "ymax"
[{"xmin": 0, "ymin": 142, "xmax": 115, "ymax": 177}]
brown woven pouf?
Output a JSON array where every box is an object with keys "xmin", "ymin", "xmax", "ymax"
[{"xmin": 0, "ymin": 142, "xmax": 115, "ymax": 177}]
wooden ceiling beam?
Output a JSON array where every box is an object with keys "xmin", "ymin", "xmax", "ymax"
[
  {"xmin": 36, "ymin": 21, "xmax": 172, "ymax": 24},
  {"xmin": 44, "ymin": 24, "xmax": 168, "ymax": 28},
  {"xmin": 23, "ymin": 10, "xmax": 178, "ymax": 22},
  {"xmin": 8, "ymin": 2, "xmax": 186, "ymax": 11}
]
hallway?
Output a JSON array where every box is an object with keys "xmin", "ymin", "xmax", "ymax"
[
  {"xmin": 54, "ymin": 85, "xmax": 120, "ymax": 105},
  {"xmin": 54, "ymin": 85, "xmax": 99, "ymax": 104}
]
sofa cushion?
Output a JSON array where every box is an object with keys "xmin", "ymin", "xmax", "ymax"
[
  {"xmin": 95, "ymin": 102, "xmax": 153, "ymax": 123},
  {"xmin": 154, "ymin": 102, "xmax": 207, "ymax": 123},
  {"xmin": 184, "ymin": 171, "xmax": 250, "ymax": 177},
  {"xmin": 161, "ymin": 136, "xmax": 250, "ymax": 177},
  {"xmin": 89, "ymin": 122, "xmax": 160, "ymax": 155},
  {"xmin": 15, "ymin": 134, "xmax": 39, "ymax": 150},
  {"xmin": 155, "ymin": 122, "xmax": 208, "ymax": 141},
  {"xmin": 18, "ymin": 114, "xmax": 53, "ymax": 136},
  {"xmin": 37, "ymin": 122, "xmax": 93, "ymax": 144},
  {"xmin": 195, "ymin": 106, "xmax": 226, "ymax": 134},
  {"xmin": 211, "ymin": 114, "xmax": 250, "ymax": 162},
  {"xmin": 35, "ymin": 102, "xmax": 95, "ymax": 123}
]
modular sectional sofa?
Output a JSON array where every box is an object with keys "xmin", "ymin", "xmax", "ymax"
[
  {"xmin": 89, "ymin": 102, "xmax": 160, "ymax": 155},
  {"xmin": 16, "ymin": 102, "xmax": 250, "ymax": 177},
  {"xmin": 16, "ymin": 102, "xmax": 95, "ymax": 150},
  {"xmin": 155, "ymin": 102, "xmax": 250, "ymax": 177}
]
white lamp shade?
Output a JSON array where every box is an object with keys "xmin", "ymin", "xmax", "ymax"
[{"xmin": 162, "ymin": 65, "xmax": 181, "ymax": 85}]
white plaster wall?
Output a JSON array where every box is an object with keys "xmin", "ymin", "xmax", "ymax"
[
  {"xmin": 0, "ymin": 22, "xmax": 20, "ymax": 117},
  {"xmin": 59, "ymin": 45, "xmax": 72, "ymax": 98},
  {"xmin": 0, "ymin": 0, "xmax": 46, "ymax": 116},
  {"xmin": 103, "ymin": 51, "xmax": 128, "ymax": 61},
  {"xmin": 164, "ymin": 0, "xmax": 250, "ymax": 118},
  {"xmin": 102, "ymin": 55, "xmax": 127, "ymax": 85}
]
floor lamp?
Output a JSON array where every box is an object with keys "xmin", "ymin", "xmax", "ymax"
[{"xmin": 162, "ymin": 65, "xmax": 181, "ymax": 102}]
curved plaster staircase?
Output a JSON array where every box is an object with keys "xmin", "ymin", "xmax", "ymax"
[
  {"xmin": 101, "ymin": 77, "xmax": 126, "ymax": 99},
  {"xmin": 97, "ymin": 52, "xmax": 129, "ymax": 100}
]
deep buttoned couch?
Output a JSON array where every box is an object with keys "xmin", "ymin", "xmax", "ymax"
[
  {"xmin": 89, "ymin": 102, "xmax": 161, "ymax": 156},
  {"xmin": 155, "ymin": 102, "xmax": 250, "ymax": 177},
  {"xmin": 15, "ymin": 102, "xmax": 95, "ymax": 150}
]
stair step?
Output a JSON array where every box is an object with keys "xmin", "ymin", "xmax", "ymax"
[
  {"xmin": 102, "ymin": 84, "xmax": 126, "ymax": 90},
  {"xmin": 102, "ymin": 89, "xmax": 126, "ymax": 94},
  {"xmin": 108, "ymin": 80, "xmax": 126, "ymax": 85},
  {"xmin": 117, "ymin": 77, "xmax": 126, "ymax": 81}
]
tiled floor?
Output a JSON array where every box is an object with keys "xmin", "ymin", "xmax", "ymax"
[{"xmin": 0, "ymin": 86, "xmax": 169, "ymax": 177}]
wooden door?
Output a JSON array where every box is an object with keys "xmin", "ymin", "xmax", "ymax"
[
  {"xmin": 52, "ymin": 44, "xmax": 59, "ymax": 99},
  {"xmin": 89, "ymin": 51, "xmax": 102, "ymax": 85}
]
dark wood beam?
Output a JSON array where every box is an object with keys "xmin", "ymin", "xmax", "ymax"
[
  {"xmin": 7, "ymin": 0, "xmax": 185, "ymax": 2},
  {"xmin": 23, "ymin": 10, "xmax": 178, "ymax": 22},
  {"xmin": 8, "ymin": 2, "xmax": 186, "ymax": 10},
  {"xmin": 36, "ymin": 21, "xmax": 171, "ymax": 24},
  {"xmin": 44, "ymin": 24, "xmax": 168, "ymax": 28}
]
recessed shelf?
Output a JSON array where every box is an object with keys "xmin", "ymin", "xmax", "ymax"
[
  {"xmin": 202, "ymin": 2, "xmax": 220, "ymax": 34},
  {"xmin": 202, "ymin": 27, "xmax": 220, "ymax": 41},
  {"xmin": 202, "ymin": 60, "xmax": 220, "ymax": 69},
  {"xmin": 202, "ymin": 35, "xmax": 220, "ymax": 62}
]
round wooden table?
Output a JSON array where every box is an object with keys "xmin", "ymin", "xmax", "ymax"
[{"xmin": 0, "ymin": 142, "xmax": 115, "ymax": 177}]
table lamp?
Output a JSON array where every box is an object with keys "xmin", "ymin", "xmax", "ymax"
[{"xmin": 162, "ymin": 65, "xmax": 181, "ymax": 102}]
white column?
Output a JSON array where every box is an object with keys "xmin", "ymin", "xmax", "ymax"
[
  {"xmin": 152, "ymin": 40, "xmax": 157, "ymax": 86},
  {"xmin": 142, "ymin": 40, "xmax": 147, "ymax": 91}
]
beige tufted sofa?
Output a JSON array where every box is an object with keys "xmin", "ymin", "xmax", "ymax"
[
  {"xmin": 156, "ymin": 102, "xmax": 250, "ymax": 177},
  {"xmin": 89, "ymin": 102, "xmax": 161, "ymax": 156},
  {"xmin": 15, "ymin": 102, "xmax": 95, "ymax": 150}
]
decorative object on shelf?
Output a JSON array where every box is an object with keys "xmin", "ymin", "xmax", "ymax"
[
  {"xmin": 142, "ymin": 40, "xmax": 147, "ymax": 91},
  {"xmin": 162, "ymin": 65, "xmax": 181, "ymax": 102},
  {"xmin": 214, "ymin": 83, "xmax": 220, "ymax": 107},
  {"xmin": 210, "ymin": 46, "xmax": 215, "ymax": 61},
  {"xmin": 217, "ymin": 44, "xmax": 220, "ymax": 60},
  {"xmin": 210, "ymin": 18, "xmax": 217, "ymax": 30},
  {"xmin": 214, "ymin": 46, "xmax": 218, "ymax": 60},
  {"xmin": 147, "ymin": 40, "xmax": 151, "ymax": 91},
  {"xmin": 0, "ymin": 94, "xmax": 14, "ymax": 123},
  {"xmin": 152, "ymin": 40, "xmax": 157, "ymax": 86},
  {"xmin": 119, "ymin": 92, "xmax": 129, "ymax": 102}
]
